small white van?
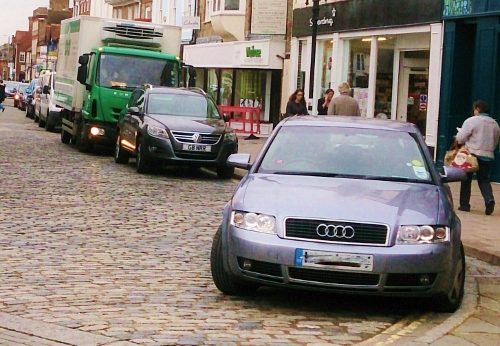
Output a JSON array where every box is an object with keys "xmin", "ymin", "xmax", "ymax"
[{"xmin": 35, "ymin": 71, "xmax": 62, "ymax": 131}]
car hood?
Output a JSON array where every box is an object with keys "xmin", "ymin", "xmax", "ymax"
[
  {"xmin": 148, "ymin": 114, "xmax": 226, "ymax": 133},
  {"xmin": 232, "ymin": 174, "xmax": 441, "ymax": 227}
]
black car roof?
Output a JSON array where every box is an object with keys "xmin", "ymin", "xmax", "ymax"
[
  {"xmin": 144, "ymin": 87, "xmax": 207, "ymax": 97},
  {"xmin": 282, "ymin": 116, "xmax": 421, "ymax": 133}
]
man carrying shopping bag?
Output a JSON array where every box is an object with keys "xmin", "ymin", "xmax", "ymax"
[{"xmin": 456, "ymin": 100, "xmax": 500, "ymax": 215}]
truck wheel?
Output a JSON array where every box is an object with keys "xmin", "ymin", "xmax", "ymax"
[
  {"xmin": 210, "ymin": 226, "xmax": 259, "ymax": 296},
  {"xmin": 76, "ymin": 120, "xmax": 93, "ymax": 153},
  {"xmin": 115, "ymin": 134, "xmax": 129, "ymax": 164},
  {"xmin": 45, "ymin": 112, "xmax": 55, "ymax": 132},
  {"xmin": 61, "ymin": 129, "xmax": 71, "ymax": 144}
]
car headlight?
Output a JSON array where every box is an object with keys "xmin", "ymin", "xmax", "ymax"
[
  {"xmin": 147, "ymin": 125, "xmax": 169, "ymax": 139},
  {"xmin": 396, "ymin": 225, "xmax": 449, "ymax": 244},
  {"xmin": 224, "ymin": 132, "xmax": 237, "ymax": 142},
  {"xmin": 231, "ymin": 211, "xmax": 276, "ymax": 234}
]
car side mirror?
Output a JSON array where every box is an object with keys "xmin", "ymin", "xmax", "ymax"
[
  {"xmin": 227, "ymin": 153, "xmax": 252, "ymax": 170},
  {"xmin": 128, "ymin": 106, "xmax": 141, "ymax": 115},
  {"xmin": 223, "ymin": 113, "xmax": 230, "ymax": 122},
  {"xmin": 77, "ymin": 65, "xmax": 88, "ymax": 86},
  {"xmin": 42, "ymin": 85, "xmax": 50, "ymax": 94},
  {"xmin": 441, "ymin": 166, "xmax": 467, "ymax": 183}
]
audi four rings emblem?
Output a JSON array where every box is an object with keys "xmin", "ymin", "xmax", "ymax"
[{"xmin": 316, "ymin": 224, "xmax": 355, "ymax": 239}]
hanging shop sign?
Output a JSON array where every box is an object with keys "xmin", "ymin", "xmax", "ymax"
[
  {"xmin": 182, "ymin": 16, "xmax": 200, "ymax": 30},
  {"xmin": 251, "ymin": 0, "xmax": 287, "ymax": 35},
  {"xmin": 292, "ymin": 0, "xmax": 441, "ymax": 37}
]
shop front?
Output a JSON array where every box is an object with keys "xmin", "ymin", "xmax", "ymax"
[
  {"xmin": 438, "ymin": 0, "xmax": 500, "ymax": 181},
  {"xmin": 291, "ymin": 0, "xmax": 442, "ymax": 153},
  {"xmin": 183, "ymin": 39, "xmax": 285, "ymax": 133}
]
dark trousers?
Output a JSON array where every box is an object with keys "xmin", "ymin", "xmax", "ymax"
[{"xmin": 460, "ymin": 159, "xmax": 495, "ymax": 208}]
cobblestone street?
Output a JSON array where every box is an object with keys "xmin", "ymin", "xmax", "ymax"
[{"xmin": 0, "ymin": 103, "xmax": 497, "ymax": 345}]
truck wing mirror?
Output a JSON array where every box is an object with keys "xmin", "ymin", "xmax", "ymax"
[
  {"xmin": 77, "ymin": 65, "xmax": 88, "ymax": 86},
  {"xmin": 79, "ymin": 54, "xmax": 90, "ymax": 65}
]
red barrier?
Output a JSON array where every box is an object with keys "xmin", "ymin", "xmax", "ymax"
[{"xmin": 219, "ymin": 105, "xmax": 261, "ymax": 139}]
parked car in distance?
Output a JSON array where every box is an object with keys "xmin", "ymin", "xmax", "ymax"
[
  {"xmin": 36, "ymin": 71, "xmax": 62, "ymax": 131},
  {"xmin": 25, "ymin": 79, "xmax": 40, "ymax": 118},
  {"xmin": 5, "ymin": 81, "xmax": 20, "ymax": 98},
  {"xmin": 14, "ymin": 83, "xmax": 29, "ymax": 109},
  {"xmin": 114, "ymin": 87, "xmax": 238, "ymax": 177},
  {"xmin": 211, "ymin": 116, "xmax": 467, "ymax": 313}
]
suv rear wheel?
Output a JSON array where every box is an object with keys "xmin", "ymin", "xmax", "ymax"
[{"xmin": 115, "ymin": 133, "xmax": 130, "ymax": 164}]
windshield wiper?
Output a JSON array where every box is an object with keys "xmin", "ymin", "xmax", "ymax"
[
  {"xmin": 271, "ymin": 171, "xmax": 346, "ymax": 178},
  {"xmin": 363, "ymin": 176, "xmax": 432, "ymax": 184}
]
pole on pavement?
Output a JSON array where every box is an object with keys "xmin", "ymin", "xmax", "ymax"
[{"xmin": 306, "ymin": 0, "xmax": 324, "ymax": 100}]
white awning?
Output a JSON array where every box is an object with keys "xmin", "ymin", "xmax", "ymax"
[{"xmin": 183, "ymin": 39, "xmax": 285, "ymax": 70}]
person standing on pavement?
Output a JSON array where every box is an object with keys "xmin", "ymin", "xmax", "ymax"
[
  {"xmin": 0, "ymin": 80, "xmax": 6, "ymax": 112},
  {"xmin": 327, "ymin": 82, "xmax": 361, "ymax": 116},
  {"xmin": 317, "ymin": 89, "xmax": 334, "ymax": 115},
  {"xmin": 456, "ymin": 100, "xmax": 500, "ymax": 215},
  {"xmin": 285, "ymin": 89, "xmax": 309, "ymax": 117}
]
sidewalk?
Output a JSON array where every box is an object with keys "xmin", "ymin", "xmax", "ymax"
[{"xmin": 236, "ymin": 136, "xmax": 500, "ymax": 266}]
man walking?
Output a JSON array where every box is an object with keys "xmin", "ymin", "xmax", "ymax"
[
  {"xmin": 0, "ymin": 80, "xmax": 5, "ymax": 112},
  {"xmin": 327, "ymin": 82, "xmax": 360, "ymax": 116},
  {"xmin": 456, "ymin": 100, "xmax": 500, "ymax": 215}
]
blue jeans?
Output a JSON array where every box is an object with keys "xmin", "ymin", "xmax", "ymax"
[
  {"xmin": 460, "ymin": 158, "xmax": 495, "ymax": 208},
  {"xmin": 0, "ymin": 102, "xmax": 4, "ymax": 111}
]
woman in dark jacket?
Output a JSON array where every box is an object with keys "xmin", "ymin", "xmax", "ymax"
[
  {"xmin": 0, "ymin": 80, "xmax": 5, "ymax": 112},
  {"xmin": 285, "ymin": 89, "xmax": 308, "ymax": 117}
]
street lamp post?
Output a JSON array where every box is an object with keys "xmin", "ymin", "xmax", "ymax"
[{"xmin": 305, "ymin": 0, "xmax": 325, "ymax": 100}]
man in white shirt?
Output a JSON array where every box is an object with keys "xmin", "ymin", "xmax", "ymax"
[{"xmin": 456, "ymin": 100, "xmax": 500, "ymax": 215}]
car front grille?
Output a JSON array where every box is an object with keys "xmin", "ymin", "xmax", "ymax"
[
  {"xmin": 288, "ymin": 267, "xmax": 380, "ymax": 286},
  {"xmin": 285, "ymin": 218, "xmax": 389, "ymax": 246},
  {"xmin": 171, "ymin": 131, "xmax": 221, "ymax": 145}
]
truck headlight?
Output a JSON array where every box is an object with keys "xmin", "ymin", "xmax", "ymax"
[
  {"xmin": 231, "ymin": 211, "xmax": 276, "ymax": 234},
  {"xmin": 147, "ymin": 125, "xmax": 169, "ymax": 139},
  {"xmin": 396, "ymin": 226, "xmax": 449, "ymax": 244}
]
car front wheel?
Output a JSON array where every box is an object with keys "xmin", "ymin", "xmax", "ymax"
[
  {"xmin": 136, "ymin": 139, "xmax": 156, "ymax": 174},
  {"xmin": 431, "ymin": 243, "xmax": 465, "ymax": 313},
  {"xmin": 210, "ymin": 226, "xmax": 259, "ymax": 296}
]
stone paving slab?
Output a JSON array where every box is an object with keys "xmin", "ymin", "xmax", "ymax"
[{"xmin": 0, "ymin": 312, "xmax": 133, "ymax": 346}]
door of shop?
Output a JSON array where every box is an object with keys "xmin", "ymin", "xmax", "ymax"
[
  {"xmin": 493, "ymin": 30, "xmax": 500, "ymax": 181},
  {"xmin": 397, "ymin": 53, "xmax": 429, "ymax": 136}
]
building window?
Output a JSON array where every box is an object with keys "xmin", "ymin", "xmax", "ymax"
[
  {"xmin": 205, "ymin": 0, "xmax": 212, "ymax": 21},
  {"xmin": 224, "ymin": 0, "xmax": 240, "ymax": 10},
  {"xmin": 145, "ymin": 5, "xmax": 152, "ymax": 19},
  {"xmin": 19, "ymin": 52, "xmax": 26, "ymax": 63}
]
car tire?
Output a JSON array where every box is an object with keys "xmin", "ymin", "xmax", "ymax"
[
  {"xmin": 115, "ymin": 133, "xmax": 130, "ymax": 164},
  {"xmin": 217, "ymin": 162, "xmax": 235, "ymax": 180},
  {"xmin": 61, "ymin": 128, "xmax": 71, "ymax": 144},
  {"xmin": 431, "ymin": 243, "xmax": 465, "ymax": 313},
  {"xmin": 210, "ymin": 226, "xmax": 259, "ymax": 296},
  {"xmin": 45, "ymin": 112, "xmax": 55, "ymax": 132},
  {"xmin": 136, "ymin": 139, "xmax": 155, "ymax": 173}
]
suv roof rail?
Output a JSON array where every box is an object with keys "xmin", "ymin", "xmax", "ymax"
[
  {"xmin": 185, "ymin": 87, "xmax": 206, "ymax": 95},
  {"xmin": 143, "ymin": 83, "xmax": 153, "ymax": 90}
]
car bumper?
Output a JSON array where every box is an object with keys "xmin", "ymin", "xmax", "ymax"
[
  {"xmin": 225, "ymin": 225, "xmax": 455, "ymax": 297},
  {"xmin": 142, "ymin": 134, "xmax": 238, "ymax": 166}
]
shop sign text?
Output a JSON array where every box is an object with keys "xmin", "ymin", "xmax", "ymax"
[
  {"xmin": 443, "ymin": 0, "xmax": 472, "ymax": 17},
  {"xmin": 309, "ymin": 8, "xmax": 336, "ymax": 28}
]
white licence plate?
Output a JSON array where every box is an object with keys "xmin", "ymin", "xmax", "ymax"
[
  {"xmin": 295, "ymin": 249, "xmax": 373, "ymax": 272},
  {"xmin": 182, "ymin": 144, "xmax": 211, "ymax": 152}
]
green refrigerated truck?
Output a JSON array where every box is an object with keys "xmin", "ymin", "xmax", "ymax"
[{"xmin": 55, "ymin": 16, "xmax": 183, "ymax": 150}]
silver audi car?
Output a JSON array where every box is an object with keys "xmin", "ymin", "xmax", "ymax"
[{"xmin": 211, "ymin": 116, "xmax": 466, "ymax": 312}]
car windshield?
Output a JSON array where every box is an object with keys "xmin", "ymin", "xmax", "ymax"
[
  {"xmin": 5, "ymin": 82, "xmax": 20, "ymax": 92},
  {"xmin": 147, "ymin": 93, "xmax": 221, "ymax": 119},
  {"xmin": 258, "ymin": 126, "xmax": 433, "ymax": 183},
  {"xmin": 97, "ymin": 54, "xmax": 178, "ymax": 89}
]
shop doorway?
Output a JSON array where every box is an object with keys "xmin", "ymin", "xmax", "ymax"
[{"xmin": 397, "ymin": 51, "xmax": 430, "ymax": 135}]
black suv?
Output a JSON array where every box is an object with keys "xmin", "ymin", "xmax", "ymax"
[{"xmin": 115, "ymin": 87, "xmax": 238, "ymax": 178}]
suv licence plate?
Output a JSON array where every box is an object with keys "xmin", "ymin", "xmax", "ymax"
[
  {"xmin": 294, "ymin": 249, "xmax": 373, "ymax": 272},
  {"xmin": 183, "ymin": 144, "xmax": 211, "ymax": 152}
]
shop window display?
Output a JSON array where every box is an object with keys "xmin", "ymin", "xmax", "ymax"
[
  {"xmin": 344, "ymin": 38, "xmax": 370, "ymax": 116},
  {"xmin": 375, "ymin": 38, "xmax": 395, "ymax": 119},
  {"xmin": 207, "ymin": 69, "xmax": 219, "ymax": 102},
  {"xmin": 235, "ymin": 70, "xmax": 266, "ymax": 115},
  {"xmin": 316, "ymin": 39, "xmax": 333, "ymax": 97}
]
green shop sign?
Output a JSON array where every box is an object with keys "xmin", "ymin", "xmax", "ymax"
[
  {"xmin": 443, "ymin": 0, "xmax": 472, "ymax": 16},
  {"xmin": 246, "ymin": 46, "xmax": 262, "ymax": 58}
]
